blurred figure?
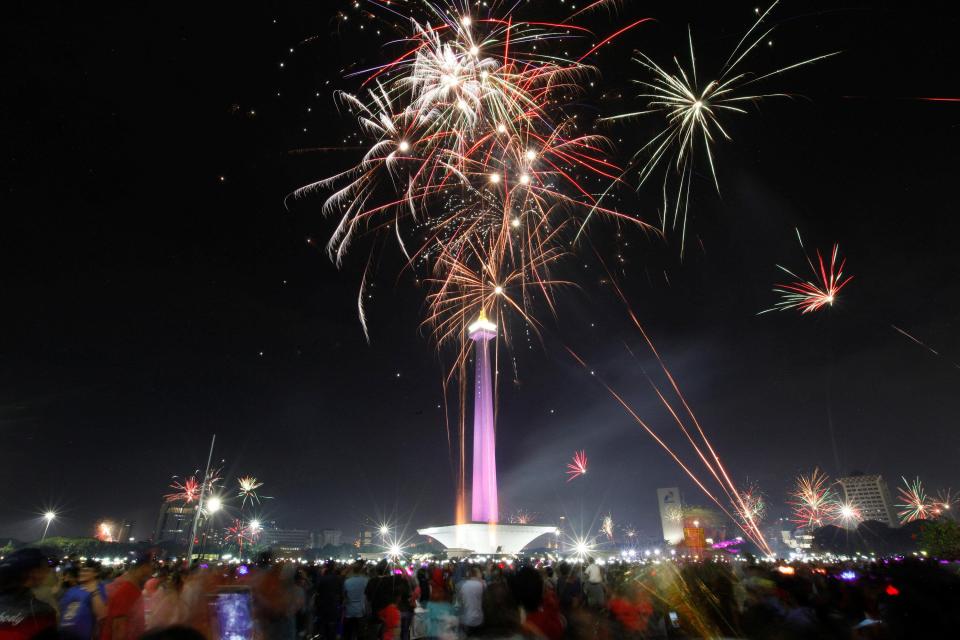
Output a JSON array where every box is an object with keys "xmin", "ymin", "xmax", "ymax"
[
  {"xmin": 253, "ymin": 559, "xmax": 303, "ymax": 640},
  {"xmin": 342, "ymin": 562, "xmax": 369, "ymax": 640},
  {"xmin": 313, "ymin": 561, "xmax": 341, "ymax": 640},
  {"xmin": 101, "ymin": 552, "xmax": 154, "ymax": 640},
  {"xmin": 59, "ymin": 560, "xmax": 107, "ymax": 640},
  {"xmin": 513, "ymin": 567, "xmax": 563, "ymax": 640},
  {"xmin": 0, "ymin": 548, "xmax": 57, "ymax": 640},
  {"xmin": 480, "ymin": 577, "xmax": 521, "ymax": 639},
  {"xmin": 456, "ymin": 566, "xmax": 484, "ymax": 635},
  {"xmin": 582, "ymin": 557, "xmax": 604, "ymax": 609}
]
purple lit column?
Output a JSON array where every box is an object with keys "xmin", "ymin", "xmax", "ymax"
[{"xmin": 469, "ymin": 313, "xmax": 498, "ymax": 523}]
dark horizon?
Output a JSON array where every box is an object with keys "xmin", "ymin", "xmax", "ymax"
[{"xmin": 2, "ymin": 1, "xmax": 959, "ymax": 544}]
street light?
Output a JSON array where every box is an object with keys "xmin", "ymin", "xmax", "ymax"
[
  {"xmin": 206, "ymin": 496, "xmax": 223, "ymax": 514},
  {"xmin": 41, "ymin": 511, "xmax": 56, "ymax": 541}
]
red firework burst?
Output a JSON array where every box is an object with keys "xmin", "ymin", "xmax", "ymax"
[
  {"xmin": 165, "ymin": 477, "xmax": 200, "ymax": 503},
  {"xmin": 566, "ymin": 450, "xmax": 588, "ymax": 482},
  {"xmin": 763, "ymin": 230, "xmax": 853, "ymax": 314}
]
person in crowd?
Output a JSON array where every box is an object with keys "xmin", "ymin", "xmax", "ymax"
[
  {"xmin": 397, "ymin": 569, "xmax": 417, "ymax": 640},
  {"xmin": 101, "ymin": 552, "xmax": 154, "ymax": 640},
  {"xmin": 59, "ymin": 560, "xmax": 107, "ymax": 640},
  {"xmin": 0, "ymin": 549, "xmax": 58, "ymax": 640},
  {"xmin": 342, "ymin": 562, "xmax": 369, "ymax": 640},
  {"xmin": 456, "ymin": 566, "xmax": 484, "ymax": 635},
  {"xmin": 582, "ymin": 557, "xmax": 604, "ymax": 610},
  {"xmin": 513, "ymin": 566, "xmax": 563, "ymax": 640},
  {"xmin": 313, "ymin": 561, "xmax": 341, "ymax": 640}
]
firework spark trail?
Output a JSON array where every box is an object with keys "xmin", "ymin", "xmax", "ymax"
[
  {"xmin": 897, "ymin": 476, "xmax": 932, "ymax": 524},
  {"xmin": 566, "ymin": 450, "xmax": 588, "ymax": 482},
  {"xmin": 891, "ymin": 324, "xmax": 960, "ymax": 369},
  {"xmin": 600, "ymin": 2, "xmax": 837, "ymax": 254},
  {"xmin": 566, "ymin": 270, "xmax": 773, "ymax": 553},
  {"xmin": 761, "ymin": 229, "xmax": 853, "ymax": 314},
  {"xmin": 789, "ymin": 468, "xmax": 839, "ymax": 527},
  {"xmin": 622, "ymin": 309, "xmax": 771, "ymax": 553},
  {"xmin": 565, "ymin": 345, "xmax": 771, "ymax": 554}
]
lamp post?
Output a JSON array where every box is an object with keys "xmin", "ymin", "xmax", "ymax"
[
  {"xmin": 185, "ymin": 434, "xmax": 216, "ymax": 564},
  {"xmin": 41, "ymin": 511, "xmax": 56, "ymax": 541}
]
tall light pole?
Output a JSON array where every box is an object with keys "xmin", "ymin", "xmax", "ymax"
[
  {"xmin": 185, "ymin": 434, "xmax": 216, "ymax": 564},
  {"xmin": 41, "ymin": 511, "xmax": 56, "ymax": 541}
]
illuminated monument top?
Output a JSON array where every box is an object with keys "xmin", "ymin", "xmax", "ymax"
[{"xmin": 418, "ymin": 311, "xmax": 555, "ymax": 554}]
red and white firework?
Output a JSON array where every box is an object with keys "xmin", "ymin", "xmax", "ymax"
[{"xmin": 566, "ymin": 450, "xmax": 588, "ymax": 482}]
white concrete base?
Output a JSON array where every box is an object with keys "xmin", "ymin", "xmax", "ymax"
[{"xmin": 418, "ymin": 523, "xmax": 557, "ymax": 555}]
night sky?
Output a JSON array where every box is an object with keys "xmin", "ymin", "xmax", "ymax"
[{"xmin": 3, "ymin": 1, "xmax": 959, "ymax": 544}]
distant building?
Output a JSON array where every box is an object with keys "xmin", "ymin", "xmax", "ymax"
[
  {"xmin": 320, "ymin": 529, "xmax": 342, "ymax": 547},
  {"xmin": 261, "ymin": 526, "xmax": 313, "ymax": 555},
  {"xmin": 781, "ymin": 529, "xmax": 814, "ymax": 552},
  {"xmin": 657, "ymin": 488, "xmax": 684, "ymax": 545},
  {"xmin": 836, "ymin": 474, "xmax": 897, "ymax": 527},
  {"xmin": 357, "ymin": 526, "xmax": 376, "ymax": 548},
  {"xmin": 153, "ymin": 503, "xmax": 197, "ymax": 546}
]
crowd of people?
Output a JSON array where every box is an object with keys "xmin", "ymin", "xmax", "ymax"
[{"xmin": 2, "ymin": 547, "xmax": 959, "ymax": 640}]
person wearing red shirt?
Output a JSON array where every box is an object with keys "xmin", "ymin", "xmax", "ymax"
[{"xmin": 100, "ymin": 554, "xmax": 154, "ymax": 640}]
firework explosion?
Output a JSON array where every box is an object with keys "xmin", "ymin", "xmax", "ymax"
[
  {"xmin": 601, "ymin": 513, "xmax": 615, "ymax": 540},
  {"xmin": 933, "ymin": 489, "xmax": 957, "ymax": 517},
  {"xmin": 837, "ymin": 501, "xmax": 862, "ymax": 527},
  {"xmin": 602, "ymin": 2, "xmax": 836, "ymax": 252},
  {"xmin": 95, "ymin": 521, "xmax": 115, "ymax": 543},
  {"xmin": 789, "ymin": 468, "xmax": 839, "ymax": 528},
  {"xmin": 762, "ymin": 229, "xmax": 853, "ymax": 314},
  {"xmin": 295, "ymin": 2, "xmax": 652, "ymax": 350},
  {"xmin": 735, "ymin": 482, "xmax": 767, "ymax": 527},
  {"xmin": 664, "ymin": 503, "xmax": 686, "ymax": 523},
  {"xmin": 165, "ymin": 477, "xmax": 200, "ymax": 503},
  {"xmin": 896, "ymin": 476, "xmax": 932, "ymax": 524},
  {"xmin": 566, "ymin": 450, "xmax": 588, "ymax": 482},
  {"xmin": 165, "ymin": 467, "xmax": 223, "ymax": 504},
  {"xmin": 237, "ymin": 476, "xmax": 267, "ymax": 507},
  {"xmin": 507, "ymin": 509, "xmax": 536, "ymax": 525}
]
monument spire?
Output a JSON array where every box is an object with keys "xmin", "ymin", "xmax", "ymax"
[{"xmin": 468, "ymin": 309, "xmax": 498, "ymax": 523}]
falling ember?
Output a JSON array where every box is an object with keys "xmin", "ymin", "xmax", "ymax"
[
  {"xmin": 896, "ymin": 476, "xmax": 932, "ymax": 524},
  {"xmin": 566, "ymin": 450, "xmax": 588, "ymax": 482},
  {"xmin": 762, "ymin": 229, "xmax": 853, "ymax": 314}
]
